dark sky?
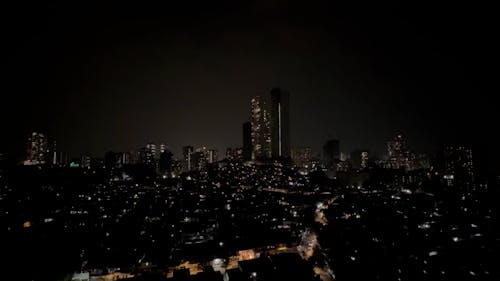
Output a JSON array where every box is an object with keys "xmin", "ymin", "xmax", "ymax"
[{"xmin": 1, "ymin": 2, "xmax": 496, "ymax": 172}]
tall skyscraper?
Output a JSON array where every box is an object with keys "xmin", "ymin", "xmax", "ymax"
[
  {"xmin": 51, "ymin": 141, "xmax": 57, "ymax": 165},
  {"xmin": 386, "ymin": 134, "xmax": 413, "ymax": 170},
  {"xmin": 323, "ymin": 139, "xmax": 340, "ymax": 170},
  {"xmin": 242, "ymin": 121, "xmax": 252, "ymax": 161},
  {"xmin": 171, "ymin": 160, "xmax": 183, "ymax": 177},
  {"xmin": 128, "ymin": 149, "xmax": 142, "ymax": 164},
  {"xmin": 206, "ymin": 149, "xmax": 218, "ymax": 164},
  {"xmin": 250, "ymin": 96, "xmax": 271, "ymax": 160},
  {"xmin": 24, "ymin": 131, "xmax": 49, "ymax": 165},
  {"xmin": 361, "ymin": 151, "xmax": 369, "ymax": 169},
  {"xmin": 192, "ymin": 146, "xmax": 208, "ymax": 171},
  {"xmin": 145, "ymin": 143, "xmax": 157, "ymax": 167},
  {"xmin": 183, "ymin": 146, "xmax": 194, "ymax": 172},
  {"xmin": 120, "ymin": 152, "xmax": 131, "ymax": 165},
  {"xmin": 159, "ymin": 150, "xmax": 173, "ymax": 175},
  {"xmin": 444, "ymin": 145, "xmax": 474, "ymax": 185},
  {"xmin": 270, "ymin": 88, "xmax": 291, "ymax": 159}
]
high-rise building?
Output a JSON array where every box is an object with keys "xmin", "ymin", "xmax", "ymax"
[
  {"xmin": 81, "ymin": 154, "xmax": 92, "ymax": 169},
  {"xmin": 242, "ymin": 121, "xmax": 252, "ymax": 161},
  {"xmin": 128, "ymin": 149, "xmax": 142, "ymax": 164},
  {"xmin": 206, "ymin": 149, "xmax": 218, "ymax": 164},
  {"xmin": 145, "ymin": 143, "xmax": 157, "ymax": 167},
  {"xmin": 120, "ymin": 152, "xmax": 132, "ymax": 165},
  {"xmin": 160, "ymin": 143, "xmax": 167, "ymax": 153},
  {"xmin": 51, "ymin": 141, "xmax": 57, "ymax": 165},
  {"xmin": 270, "ymin": 88, "xmax": 291, "ymax": 159},
  {"xmin": 340, "ymin": 152, "xmax": 350, "ymax": 162},
  {"xmin": 350, "ymin": 149, "xmax": 369, "ymax": 170},
  {"xmin": 386, "ymin": 134, "xmax": 413, "ymax": 170},
  {"xmin": 159, "ymin": 150, "xmax": 173, "ymax": 175},
  {"xmin": 361, "ymin": 151, "xmax": 369, "ymax": 169},
  {"xmin": 24, "ymin": 131, "xmax": 49, "ymax": 165},
  {"xmin": 171, "ymin": 159, "xmax": 183, "ymax": 178},
  {"xmin": 444, "ymin": 145, "xmax": 474, "ymax": 185},
  {"xmin": 323, "ymin": 139, "xmax": 340, "ymax": 170},
  {"xmin": 192, "ymin": 146, "xmax": 208, "ymax": 171},
  {"xmin": 291, "ymin": 147, "xmax": 312, "ymax": 169},
  {"xmin": 183, "ymin": 146, "xmax": 194, "ymax": 172},
  {"xmin": 250, "ymin": 96, "xmax": 271, "ymax": 160}
]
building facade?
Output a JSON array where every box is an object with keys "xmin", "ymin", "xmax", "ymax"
[
  {"xmin": 250, "ymin": 96, "xmax": 271, "ymax": 160},
  {"xmin": 270, "ymin": 88, "xmax": 291, "ymax": 159},
  {"xmin": 24, "ymin": 132, "xmax": 49, "ymax": 165},
  {"xmin": 323, "ymin": 139, "xmax": 340, "ymax": 170}
]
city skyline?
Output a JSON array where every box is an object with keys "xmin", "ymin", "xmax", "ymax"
[
  {"xmin": 5, "ymin": 89, "xmax": 497, "ymax": 179},
  {"xmin": 1, "ymin": 3, "xmax": 496, "ymax": 174},
  {"xmin": 5, "ymin": 87, "xmax": 444, "ymax": 161},
  {"xmin": 11, "ymin": 109, "xmax": 451, "ymax": 162},
  {"xmin": 6, "ymin": 121, "xmax": 494, "ymax": 177},
  {"xmin": 1, "ymin": 4, "xmax": 497, "ymax": 281}
]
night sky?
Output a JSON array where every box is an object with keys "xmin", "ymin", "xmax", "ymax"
[{"xmin": 1, "ymin": 2, "xmax": 496, "ymax": 172}]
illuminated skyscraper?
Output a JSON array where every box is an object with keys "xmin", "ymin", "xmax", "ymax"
[
  {"xmin": 24, "ymin": 131, "xmax": 49, "ymax": 165},
  {"xmin": 171, "ymin": 160, "xmax": 183, "ymax": 177},
  {"xmin": 270, "ymin": 88, "xmax": 290, "ymax": 159},
  {"xmin": 183, "ymin": 146, "xmax": 194, "ymax": 172},
  {"xmin": 206, "ymin": 149, "xmax": 218, "ymax": 164},
  {"xmin": 386, "ymin": 134, "xmax": 413, "ymax": 170},
  {"xmin": 192, "ymin": 146, "xmax": 208, "ymax": 171},
  {"xmin": 361, "ymin": 151, "xmax": 369, "ymax": 169},
  {"xmin": 250, "ymin": 96, "xmax": 271, "ymax": 160},
  {"xmin": 145, "ymin": 143, "xmax": 157, "ymax": 167},
  {"xmin": 81, "ymin": 154, "xmax": 92, "ymax": 169},
  {"xmin": 51, "ymin": 141, "xmax": 57, "ymax": 165},
  {"xmin": 444, "ymin": 145, "xmax": 474, "ymax": 185}
]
